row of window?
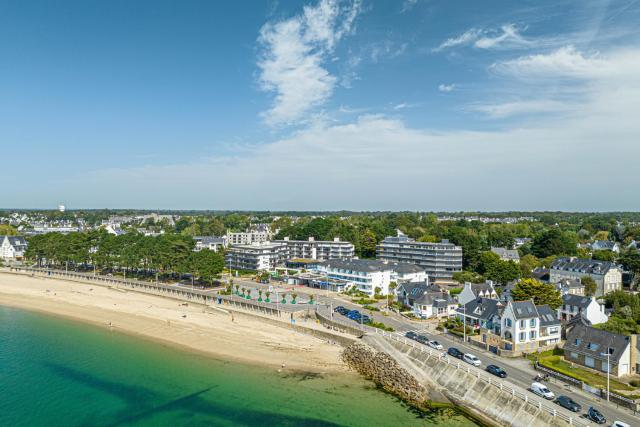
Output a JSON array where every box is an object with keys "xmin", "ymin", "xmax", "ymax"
[{"xmin": 504, "ymin": 318, "xmax": 537, "ymax": 328}]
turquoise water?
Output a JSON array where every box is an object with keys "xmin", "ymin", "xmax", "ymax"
[{"xmin": 0, "ymin": 306, "xmax": 477, "ymax": 427}]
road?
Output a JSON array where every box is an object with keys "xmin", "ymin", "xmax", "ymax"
[{"xmin": 231, "ymin": 277, "xmax": 638, "ymax": 426}]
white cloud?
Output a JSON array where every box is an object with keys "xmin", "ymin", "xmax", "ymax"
[
  {"xmin": 434, "ymin": 24, "xmax": 537, "ymax": 52},
  {"xmin": 400, "ymin": 0, "xmax": 419, "ymax": 14},
  {"xmin": 257, "ymin": 0, "xmax": 361, "ymax": 127},
  {"xmin": 467, "ymin": 100, "xmax": 569, "ymax": 118},
  {"xmin": 438, "ymin": 83, "xmax": 456, "ymax": 92},
  {"xmin": 490, "ymin": 45, "xmax": 606, "ymax": 79}
]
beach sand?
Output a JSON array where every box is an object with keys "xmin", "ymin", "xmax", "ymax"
[{"xmin": 0, "ymin": 272, "xmax": 347, "ymax": 374}]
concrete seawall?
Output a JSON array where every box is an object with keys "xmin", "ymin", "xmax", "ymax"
[{"xmin": 364, "ymin": 332, "xmax": 590, "ymax": 427}]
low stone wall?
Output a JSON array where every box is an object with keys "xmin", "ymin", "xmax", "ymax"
[
  {"xmin": 314, "ymin": 309, "xmax": 365, "ymax": 338},
  {"xmin": 341, "ymin": 342, "xmax": 429, "ymax": 409}
]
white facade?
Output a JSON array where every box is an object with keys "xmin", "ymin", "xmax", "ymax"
[
  {"xmin": 458, "ymin": 281, "xmax": 498, "ymax": 306},
  {"xmin": 274, "ymin": 236, "xmax": 355, "ymax": 261},
  {"xmin": 315, "ymin": 260, "xmax": 395, "ymax": 296},
  {"xmin": 227, "ymin": 231, "xmax": 270, "ymax": 245},
  {"xmin": 0, "ymin": 236, "xmax": 27, "ymax": 261},
  {"xmin": 557, "ymin": 295, "xmax": 608, "ymax": 325},
  {"xmin": 550, "ymin": 258, "xmax": 622, "ymax": 297},
  {"xmin": 225, "ymin": 243, "xmax": 285, "ymax": 271}
]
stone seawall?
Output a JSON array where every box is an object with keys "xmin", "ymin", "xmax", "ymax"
[
  {"xmin": 341, "ymin": 342, "xmax": 430, "ymax": 409},
  {"xmin": 369, "ymin": 333, "xmax": 590, "ymax": 427}
]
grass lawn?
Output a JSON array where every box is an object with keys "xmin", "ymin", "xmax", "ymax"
[{"xmin": 530, "ymin": 351, "xmax": 636, "ymax": 394}]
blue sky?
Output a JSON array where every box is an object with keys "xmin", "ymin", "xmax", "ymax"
[{"xmin": 2, "ymin": 0, "xmax": 640, "ymax": 210}]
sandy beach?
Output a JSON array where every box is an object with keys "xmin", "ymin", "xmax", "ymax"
[{"xmin": 0, "ymin": 271, "xmax": 347, "ymax": 374}]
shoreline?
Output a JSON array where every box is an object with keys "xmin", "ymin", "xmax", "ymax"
[{"xmin": 0, "ymin": 272, "xmax": 348, "ymax": 375}]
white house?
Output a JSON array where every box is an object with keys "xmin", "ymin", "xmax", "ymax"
[
  {"xmin": 194, "ymin": 236, "xmax": 227, "ymax": 252},
  {"xmin": 491, "ymin": 247, "xmax": 520, "ymax": 263},
  {"xmin": 458, "ymin": 281, "xmax": 499, "ymax": 306},
  {"xmin": 557, "ymin": 294, "xmax": 608, "ymax": 325},
  {"xmin": 396, "ymin": 282, "xmax": 457, "ymax": 319},
  {"xmin": 499, "ymin": 300, "xmax": 561, "ymax": 352},
  {"xmin": 0, "ymin": 236, "xmax": 28, "ymax": 261}
]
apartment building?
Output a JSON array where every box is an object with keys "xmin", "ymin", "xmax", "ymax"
[
  {"xmin": 273, "ymin": 236, "xmax": 354, "ymax": 261},
  {"xmin": 193, "ymin": 236, "xmax": 227, "ymax": 252},
  {"xmin": 227, "ymin": 231, "xmax": 271, "ymax": 245},
  {"xmin": 376, "ymin": 234, "xmax": 462, "ymax": 282},
  {"xmin": 550, "ymin": 257, "xmax": 623, "ymax": 297},
  {"xmin": 225, "ymin": 242, "xmax": 286, "ymax": 271}
]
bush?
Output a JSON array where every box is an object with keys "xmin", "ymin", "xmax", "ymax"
[
  {"xmin": 630, "ymin": 379, "xmax": 640, "ymax": 388},
  {"xmin": 352, "ymin": 297, "xmax": 377, "ymax": 305},
  {"xmin": 368, "ymin": 321, "xmax": 394, "ymax": 332},
  {"xmin": 362, "ymin": 305, "xmax": 380, "ymax": 312}
]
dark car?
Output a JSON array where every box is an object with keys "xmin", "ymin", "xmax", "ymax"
[
  {"xmin": 447, "ymin": 347, "xmax": 464, "ymax": 359},
  {"xmin": 415, "ymin": 335, "xmax": 429, "ymax": 344},
  {"xmin": 486, "ymin": 365, "xmax": 507, "ymax": 378},
  {"xmin": 360, "ymin": 315, "xmax": 372, "ymax": 324},
  {"xmin": 555, "ymin": 396, "xmax": 581, "ymax": 413},
  {"xmin": 347, "ymin": 310, "xmax": 360, "ymax": 318},
  {"xmin": 334, "ymin": 306, "xmax": 345, "ymax": 313},
  {"xmin": 587, "ymin": 407, "xmax": 606, "ymax": 424},
  {"xmin": 405, "ymin": 331, "xmax": 419, "ymax": 340}
]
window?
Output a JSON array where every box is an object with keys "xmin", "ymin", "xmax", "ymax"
[
  {"xmin": 570, "ymin": 352, "xmax": 578, "ymax": 359},
  {"xmin": 549, "ymin": 327, "xmax": 559, "ymax": 334},
  {"xmin": 607, "ymin": 347, "xmax": 615, "ymax": 355},
  {"xmin": 529, "ymin": 319, "xmax": 536, "ymax": 328},
  {"xmin": 574, "ymin": 338, "xmax": 582, "ymax": 346},
  {"xmin": 585, "ymin": 356, "xmax": 595, "ymax": 368},
  {"xmin": 602, "ymin": 361, "xmax": 610, "ymax": 373},
  {"xmin": 519, "ymin": 320, "xmax": 526, "ymax": 328},
  {"xmin": 518, "ymin": 332, "xmax": 526, "ymax": 342},
  {"xmin": 587, "ymin": 342, "xmax": 600, "ymax": 351},
  {"xmin": 505, "ymin": 318, "xmax": 512, "ymax": 327},
  {"xmin": 529, "ymin": 330, "xmax": 537, "ymax": 340}
]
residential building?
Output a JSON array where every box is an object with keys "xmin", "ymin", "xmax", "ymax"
[
  {"xmin": 557, "ymin": 294, "xmax": 608, "ymax": 325},
  {"xmin": 457, "ymin": 298, "xmax": 561, "ymax": 354},
  {"xmin": 491, "ymin": 247, "xmax": 520, "ymax": 263},
  {"xmin": 104, "ymin": 224, "xmax": 125, "ymax": 236},
  {"xmin": 273, "ymin": 237, "xmax": 355, "ymax": 261},
  {"xmin": 554, "ymin": 278, "xmax": 585, "ymax": 296},
  {"xmin": 396, "ymin": 282, "xmax": 457, "ymax": 319},
  {"xmin": 0, "ymin": 236, "xmax": 28, "ymax": 261},
  {"xmin": 550, "ymin": 257, "xmax": 623, "ymax": 296},
  {"xmin": 564, "ymin": 318, "xmax": 636, "ymax": 377},
  {"xmin": 193, "ymin": 236, "xmax": 227, "ymax": 252},
  {"xmin": 225, "ymin": 242, "xmax": 286, "ymax": 271},
  {"xmin": 227, "ymin": 230, "xmax": 270, "ymax": 245},
  {"xmin": 376, "ymin": 233, "xmax": 462, "ymax": 282},
  {"xmin": 513, "ymin": 237, "xmax": 531, "ymax": 248},
  {"xmin": 590, "ymin": 240, "xmax": 620, "ymax": 253},
  {"xmin": 458, "ymin": 281, "xmax": 499, "ymax": 306},
  {"xmin": 313, "ymin": 259, "xmax": 422, "ymax": 296},
  {"xmin": 388, "ymin": 262, "xmax": 428, "ymax": 284}
]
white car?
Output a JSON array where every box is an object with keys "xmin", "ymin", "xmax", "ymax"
[
  {"xmin": 427, "ymin": 340, "xmax": 443, "ymax": 350},
  {"xmin": 611, "ymin": 422, "xmax": 630, "ymax": 427},
  {"xmin": 530, "ymin": 382, "xmax": 555, "ymax": 400},
  {"xmin": 462, "ymin": 353, "xmax": 481, "ymax": 366}
]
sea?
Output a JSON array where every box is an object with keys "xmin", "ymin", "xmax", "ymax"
[{"xmin": 0, "ymin": 305, "xmax": 478, "ymax": 427}]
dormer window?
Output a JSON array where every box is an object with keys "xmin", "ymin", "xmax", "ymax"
[
  {"xmin": 587, "ymin": 342, "xmax": 599, "ymax": 351},
  {"xmin": 574, "ymin": 338, "xmax": 582, "ymax": 346}
]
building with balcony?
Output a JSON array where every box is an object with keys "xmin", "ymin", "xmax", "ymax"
[
  {"xmin": 376, "ymin": 233, "xmax": 462, "ymax": 282},
  {"xmin": 225, "ymin": 242, "xmax": 286, "ymax": 271},
  {"xmin": 273, "ymin": 236, "xmax": 354, "ymax": 261}
]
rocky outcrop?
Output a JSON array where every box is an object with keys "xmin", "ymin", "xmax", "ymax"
[{"xmin": 341, "ymin": 343, "xmax": 429, "ymax": 409}]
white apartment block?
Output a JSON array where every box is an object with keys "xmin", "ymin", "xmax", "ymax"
[
  {"xmin": 273, "ymin": 236, "xmax": 355, "ymax": 261},
  {"xmin": 225, "ymin": 242, "xmax": 286, "ymax": 271},
  {"xmin": 227, "ymin": 231, "xmax": 270, "ymax": 245}
]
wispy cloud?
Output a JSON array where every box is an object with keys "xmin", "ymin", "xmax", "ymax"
[
  {"xmin": 433, "ymin": 24, "xmax": 537, "ymax": 52},
  {"xmin": 438, "ymin": 83, "xmax": 456, "ymax": 92},
  {"xmin": 257, "ymin": 0, "xmax": 361, "ymax": 127},
  {"xmin": 467, "ymin": 100, "xmax": 569, "ymax": 118},
  {"xmin": 400, "ymin": 0, "xmax": 419, "ymax": 14}
]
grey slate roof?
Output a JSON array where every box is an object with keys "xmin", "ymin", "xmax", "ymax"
[
  {"xmin": 551, "ymin": 257, "xmax": 619, "ymax": 275},
  {"xmin": 457, "ymin": 298, "xmax": 503, "ymax": 321},
  {"xmin": 388, "ymin": 262, "xmax": 427, "ymax": 275},
  {"xmin": 510, "ymin": 300, "xmax": 539, "ymax": 319},
  {"xmin": 491, "ymin": 247, "xmax": 520, "ymax": 261},
  {"xmin": 564, "ymin": 318, "xmax": 630, "ymax": 364},
  {"xmin": 591, "ymin": 240, "xmax": 617, "ymax": 251},
  {"xmin": 562, "ymin": 294, "xmax": 593, "ymax": 309},
  {"xmin": 536, "ymin": 305, "xmax": 560, "ymax": 327},
  {"xmin": 319, "ymin": 259, "xmax": 393, "ymax": 272},
  {"xmin": 414, "ymin": 291, "xmax": 456, "ymax": 307}
]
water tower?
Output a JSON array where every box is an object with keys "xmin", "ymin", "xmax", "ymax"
[{"xmin": 58, "ymin": 203, "xmax": 66, "ymax": 213}]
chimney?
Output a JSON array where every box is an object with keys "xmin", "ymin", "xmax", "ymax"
[
  {"xmin": 334, "ymin": 237, "xmax": 340, "ymax": 242},
  {"xmin": 631, "ymin": 334, "xmax": 638, "ymax": 375},
  {"xmin": 309, "ymin": 236, "xmax": 315, "ymax": 242},
  {"xmin": 284, "ymin": 236, "xmax": 290, "ymax": 241}
]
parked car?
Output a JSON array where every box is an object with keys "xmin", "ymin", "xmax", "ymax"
[
  {"xmin": 610, "ymin": 421, "xmax": 630, "ymax": 427},
  {"xmin": 530, "ymin": 382, "xmax": 554, "ymax": 400},
  {"xmin": 555, "ymin": 395, "xmax": 581, "ymax": 412},
  {"xmin": 334, "ymin": 306, "xmax": 346, "ymax": 313},
  {"xmin": 586, "ymin": 407, "xmax": 606, "ymax": 424},
  {"xmin": 405, "ymin": 331, "xmax": 418, "ymax": 340},
  {"xmin": 415, "ymin": 335, "xmax": 429, "ymax": 344},
  {"xmin": 463, "ymin": 353, "xmax": 481, "ymax": 367},
  {"xmin": 447, "ymin": 347, "xmax": 464, "ymax": 359},
  {"xmin": 485, "ymin": 365, "xmax": 507, "ymax": 378},
  {"xmin": 427, "ymin": 340, "xmax": 443, "ymax": 350},
  {"xmin": 360, "ymin": 315, "xmax": 372, "ymax": 324}
]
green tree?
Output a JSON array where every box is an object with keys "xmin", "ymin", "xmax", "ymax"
[
  {"xmin": 531, "ymin": 229, "xmax": 577, "ymax": 258},
  {"xmin": 592, "ymin": 250, "xmax": 616, "ymax": 262},
  {"xmin": 510, "ymin": 278, "xmax": 562, "ymax": 309},
  {"xmin": 519, "ymin": 254, "xmax": 540, "ymax": 278},
  {"xmin": 452, "ymin": 270, "xmax": 484, "ymax": 284},
  {"xmin": 581, "ymin": 276, "xmax": 598, "ymax": 297},
  {"xmin": 478, "ymin": 252, "xmax": 520, "ymax": 285},
  {"xmin": 360, "ymin": 229, "xmax": 378, "ymax": 258}
]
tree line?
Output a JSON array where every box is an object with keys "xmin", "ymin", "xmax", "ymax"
[{"xmin": 24, "ymin": 231, "xmax": 224, "ymax": 285}]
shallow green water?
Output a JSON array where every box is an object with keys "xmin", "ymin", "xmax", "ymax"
[{"xmin": 0, "ymin": 306, "xmax": 477, "ymax": 426}]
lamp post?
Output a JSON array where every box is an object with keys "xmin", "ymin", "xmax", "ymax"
[
  {"xmin": 463, "ymin": 305, "xmax": 467, "ymax": 343},
  {"xmin": 600, "ymin": 351, "xmax": 610, "ymax": 401}
]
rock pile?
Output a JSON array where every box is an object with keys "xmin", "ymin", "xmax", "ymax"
[{"xmin": 341, "ymin": 343, "xmax": 429, "ymax": 408}]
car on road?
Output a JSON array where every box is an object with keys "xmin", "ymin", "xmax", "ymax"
[
  {"xmin": 415, "ymin": 335, "xmax": 429, "ymax": 344},
  {"xmin": 334, "ymin": 305, "xmax": 346, "ymax": 313},
  {"xmin": 447, "ymin": 347, "xmax": 464, "ymax": 359},
  {"xmin": 530, "ymin": 382, "xmax": 554, "ymax": 400},
  {"xmin": 463, "ymin": 353, "xmax": 481, "ymax": 367},
  {"xmin": 586, "ymin": 407, "xmax": 606, "ymax": 424},
  {"xmin": 555, "ymin": 395, "xmax": 581, "ymax": 412},
  {"xmin": 360, "ymin": 315, "xmax": 372, "ymax": 324},
  {"xmin": 427, "ymin": 340, "xmax": 443, "ymax": 350},
  {"xmin": 610, "ymin": 421, "xmax": 630, "ymax": 427},
  {"xmin": 405, "ymin": 331, "xmax": 418, "ymax": 340},
  {"xmin": 485, "ymin": 365, "xmax": 507, "ymax": 378}
]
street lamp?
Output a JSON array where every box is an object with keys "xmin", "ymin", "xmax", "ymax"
[
  {"xmin": 463, "ymin": 304, "xmax": 467, "ymax": 343},
  {"xmin": 600, "ymin": 351, "xmax": 610, "ymax": 401}
]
